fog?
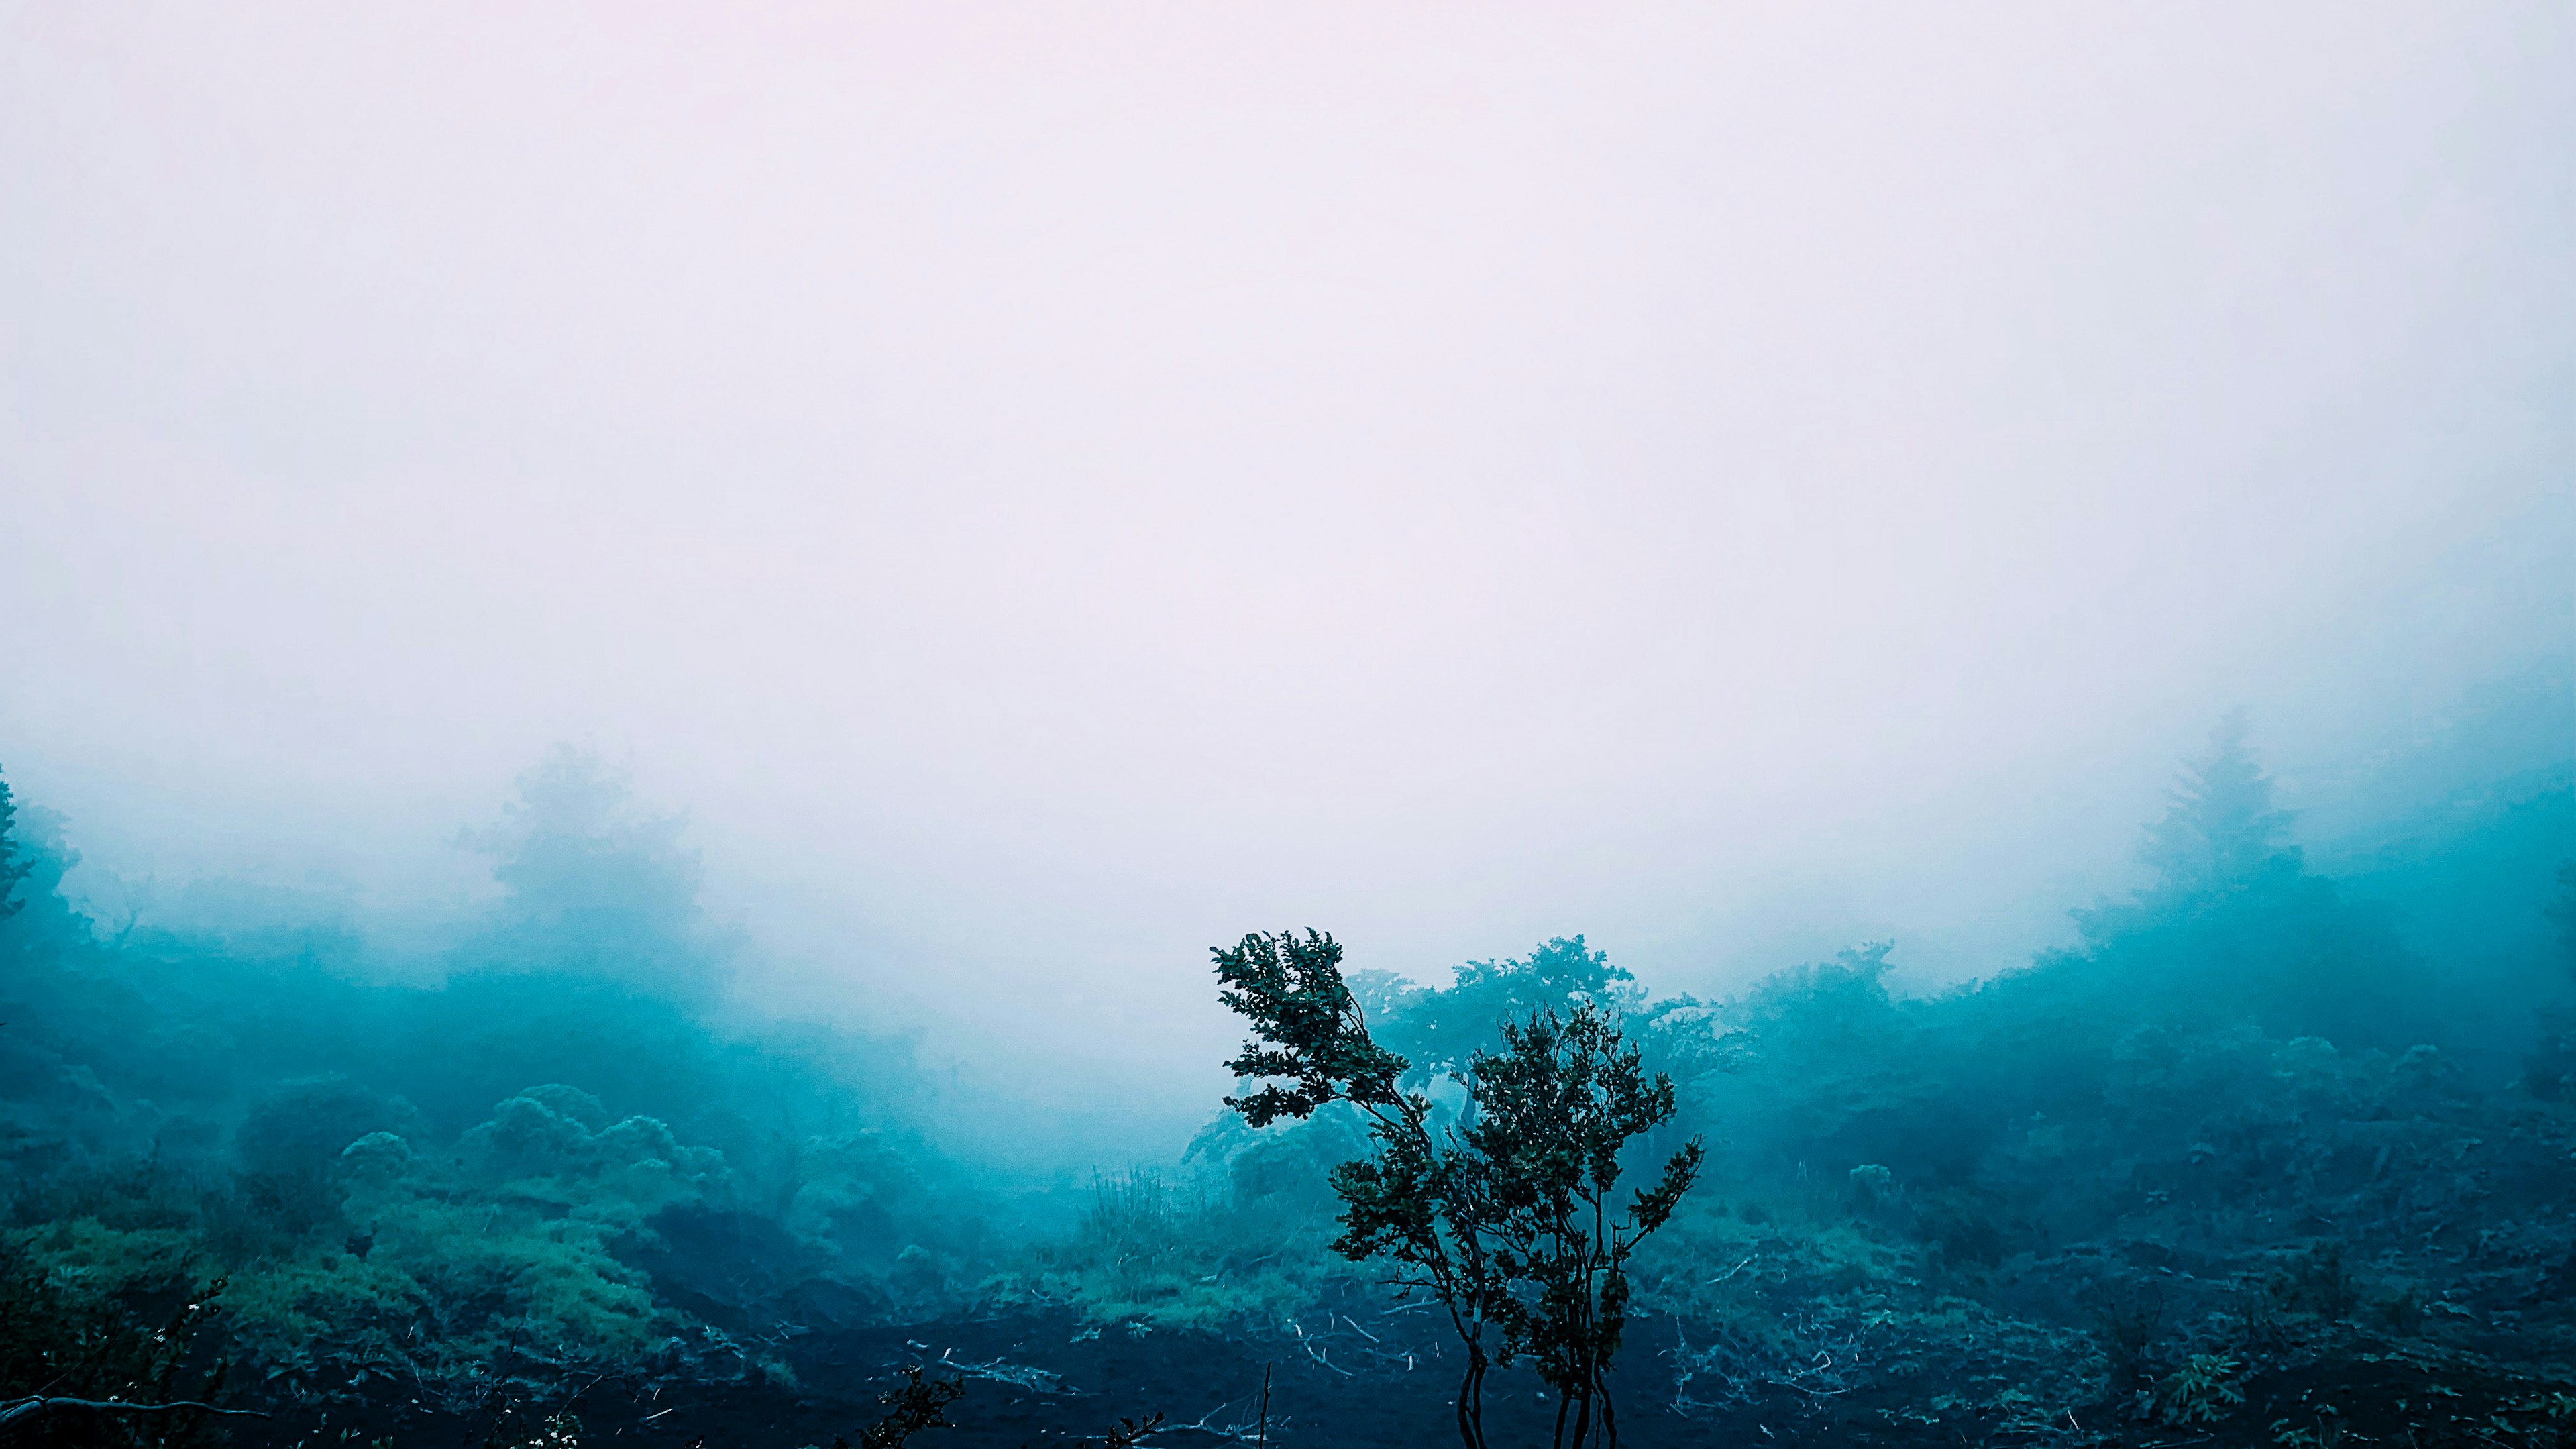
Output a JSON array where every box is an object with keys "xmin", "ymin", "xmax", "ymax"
[{"xmin": 3, "ymin": 4, "xmax": 2571, "ymax": 1164}]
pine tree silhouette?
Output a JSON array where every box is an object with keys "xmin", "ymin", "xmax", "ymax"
[
  {"xmin": 2138, "ymin": 710, "xmax": 2300, "ymax": 894},
  {"xmin": 0, "ymin": 769, "xmax": 32, "ymax": 920}
]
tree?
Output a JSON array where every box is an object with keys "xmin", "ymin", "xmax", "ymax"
[
  {"xmin": 1359, "ymin": 935, "xmax": 1642, "ymax": 1085},
  {"xmin": 2138, "ymin": 710, "xmax": 2300, "ymax": 895},
  {"xmin": 2072, "ymin": 715, "xmax": 2436, "ymax": 1051},
  {"xmin": 1467, "ymin": 1005, "xmax": 1701, "ymax": 1449},
  {"xmin": 1214, "ymin": 930, "xmax": 1701, "ymax": 1449},
  {"xmin": 0, "ymin": 767, "xmax": 32, "ymax": 921},
  {"xmin": 453, "ymin": 743, "xmax": 722, "ymax": 992},
  {"xmin": 1215, "ymin": 930, "xmax": 1501, "ymax": 1448}
]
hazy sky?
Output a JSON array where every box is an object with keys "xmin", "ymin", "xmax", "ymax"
[{"xmin": 3, "ymin": 5, "xmax": 2570, "ymax": 1152}]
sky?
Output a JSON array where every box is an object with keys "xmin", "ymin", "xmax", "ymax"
[{"xmin": 2, "ymin": 4, "xmax": 2570, "ymax": 1155}]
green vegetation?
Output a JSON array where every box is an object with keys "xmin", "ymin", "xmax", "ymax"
[
  {"xmin": 0, "ymin": 1234, "xmax": 240, "ymax": 1449},
  {"xmin": 1214, "ymin": 929, "xmax": 1699, "ymax": 1448},
  {"xmin": 3, "ymin": 702, "xmax": 2573, "ymax": 1445}
]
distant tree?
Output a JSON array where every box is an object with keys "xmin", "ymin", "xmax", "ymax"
[
  {"xmin": 453, "ymin": 743, "xmax": 725, "ymax": 991},
  {"xmin": 0, "ymin": 767, "xmax": 32, "ymax": 920},
  {"xmin": 1362, "ymin": 936, "xmax": 1642, "ymax": 1084},
  {"xmin": 2070, "ymin": 714, "xmax": 2436, "ymax": 1053},
  {"xmin": 2139, "ymin": 710, "xmax": 2300, "ymax": 895},
  {"xmin": 1215, "ymin": 929, "xmax": 1701, "ymax": 1449}
]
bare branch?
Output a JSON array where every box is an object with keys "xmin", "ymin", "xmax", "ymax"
[{"xmin": 0, "ymin": 1397, "xmax": 269, "ymax": 1434}]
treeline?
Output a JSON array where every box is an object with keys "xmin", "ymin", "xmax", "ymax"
[
  {"xmin": 1, "ymin": 701, "xmax": 2572, "ymax": 1446},
  {"xmin": 0, "ymin": 748, "xmax": 975, "ymax": 1434},
  {"xmin": 1093, "ymin": 716, "xmax": 2576, "ymax": 1443}
]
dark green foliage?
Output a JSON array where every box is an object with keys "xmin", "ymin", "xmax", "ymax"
[
  {"xmin": 0, "ymin": 1240, "xmax": 233, "ymax": 1449},
  {"xmin": 1215, "ymin": 930, "xmax": 1506, "ymax": 1448},
  {"xmin": 1468, "ymin": 1006, "xmax": 1703, "ymax": 1448},
  {"xmin": 1215, "ymin": 930, "xmax": 1701, "ymax": 1448},
  {"xmin": 1218, "ymin": 929, "xmax": 1411, "ymax": 1123}
]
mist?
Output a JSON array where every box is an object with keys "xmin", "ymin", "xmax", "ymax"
[
  {"xmin": 8, "ymin": 3, "xmax": 2569, "ymax": 1157},
  {"xmin": 2, "ymin": 7, "xmax": 2573, "ymax": 1446}
]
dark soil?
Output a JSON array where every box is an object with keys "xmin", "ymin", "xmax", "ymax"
[{"xmin": 221, "ymin": 1309, "xmax": 1727, "ymax": 1449}]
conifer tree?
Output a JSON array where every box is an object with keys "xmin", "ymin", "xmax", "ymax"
[
  {"xmin": 0, "ymin": 768, "xmax": 32, "ymax": 921},
  {"xmin": 2139, "ymin": 710, "xmax": 2300, "ymax": 894}
]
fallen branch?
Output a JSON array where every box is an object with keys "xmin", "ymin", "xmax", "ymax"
[
  {"xmin": 1, "ymin": 1397, "xmax": 270, "ymax": 1434},
  {"xmin": 1705, "ymin": 1254, "xmax": 1758, "ymax": 1286},
  {"xmin": 1136, "ymin": 1398, "xmax": 1267, "ymax": 1444},
  {"xmin": 1299, "ymin": 1341, "xmax": 1353, "ymax": 1377},
  {"xmin": 934, "ymin": 1348, "xmax": 1071, "ymax": 1395}
]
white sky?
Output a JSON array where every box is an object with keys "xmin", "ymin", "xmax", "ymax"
[{"xmin": 3, "ymin": 4, "xmax": 2570, "ymax": 1156}]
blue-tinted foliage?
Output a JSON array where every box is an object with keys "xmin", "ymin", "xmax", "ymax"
[{"xmin": 0, "ymin": 700, "xmax": 2569, "ymax": 1445}]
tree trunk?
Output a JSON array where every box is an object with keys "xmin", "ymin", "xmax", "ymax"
[{"xmin": 1454, "ymin": 1350, "xmax": 1489, "ymax": 1449}]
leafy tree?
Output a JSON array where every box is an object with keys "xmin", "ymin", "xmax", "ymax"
[
  {"xmin": 1356, "ymin": 935, "xmax": 1642, "ymax": 1085},
  {"xmin": 453, "ymin": 743, "xmax": 726, "ymax": 994},
  {"xmin": 1468, "ymin": 1004, "xmax": 1702, "ymax": 1448},
  {"xmin": 2068, "ymin": 716, "xmax": 2434, "ymax": 1051},
  {"xmin": 1214, "ymin": 929, "xmax": 1701, "ymax": 1449}
]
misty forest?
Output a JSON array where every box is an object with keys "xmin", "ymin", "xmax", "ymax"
[
  {"xmin": 4, "ymin": 685, "xmax": 2572, "ymax": 1448},
  {"xmin": 9, "ymin": 7, "xmax": 2576, "ymax": 1449}
]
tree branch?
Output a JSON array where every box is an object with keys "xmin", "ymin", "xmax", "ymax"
[{"xmin": 0, "ymin": 1397, "xmax": 270, "ymax": 1433}]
